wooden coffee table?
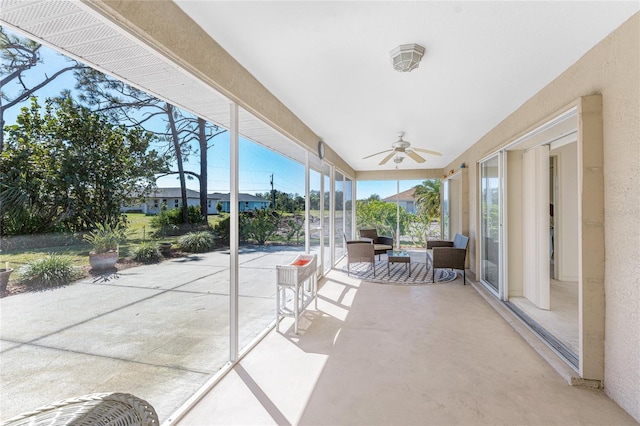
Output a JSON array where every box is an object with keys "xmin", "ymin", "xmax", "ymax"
[{"xmin": 387, "ymin": 250, "xmax": 411, "ymax": 276}]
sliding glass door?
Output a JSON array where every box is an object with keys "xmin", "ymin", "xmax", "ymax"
[
  {"xmin": 442, "ymin": 178, "xmax": 450, "ymax": 241},
  {"xmin": 323, "ymin": 169, "xmax": 332, "ymax": 273},
  {"xmin": 480, "ymin": 154, "xmax": 502, "ymax": 293},
  {"xmin": 309, "ymin": 168, "xmax": 322, "ymax": 274},
  {"xmin": 345, "ymin": 177, "xmax": 353, "ymax": 241},
  {"xmin": 334, "ymin": 171, "xmax": 345, "ymax": 262}
]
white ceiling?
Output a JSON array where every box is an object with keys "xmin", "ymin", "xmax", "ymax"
[
  {"xmin": 1, "ymin": 1, "xmax": 637, "ymax": 173},
  {"xmin": 174, "ymin": 1, "xmax": 638, "ymax": 171}
]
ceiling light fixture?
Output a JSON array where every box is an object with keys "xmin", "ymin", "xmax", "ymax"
[
  {"xmin": 393, "ymin": 155, "xmax": 404, "ymax": 169},
  {"xmin": 390, "ymin": 43, "xmax": 425, "ymax": 72}
]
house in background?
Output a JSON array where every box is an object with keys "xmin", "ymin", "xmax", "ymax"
[
  {"xmin": 120, "ymin": 188, "xmax": 271, "ymax": 215},
  {"xmin": 120, "ymin": 187, "xmax": 201, "ymax": 214},
  {"xmin": 208, "ymin": 192, "xmax": 271, "ymax": 213},
  {"xmin": 382, "ymin": 187, "xmax": 417, "ymax": 213}
]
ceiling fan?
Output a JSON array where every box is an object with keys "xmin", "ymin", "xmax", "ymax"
[{"xmin": 363, "ymin": 132, "xmax": 442, "ymax": 165}]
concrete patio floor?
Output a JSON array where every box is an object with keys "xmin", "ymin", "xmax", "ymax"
[
  {"xmin": 2, "ymin": 248, "xmax": 636, "ymax": 425},
  {"xmin": 0, "ymin": 245, "xmax": 305, "ymax": 422},
  {"xmin": 177, "ymin": 268, "xmax": 637, "ymax": 426}
]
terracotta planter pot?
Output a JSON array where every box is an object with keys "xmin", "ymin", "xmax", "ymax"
[
  {"xmin": 0, "ymin": 268, "xmax": 14, "ymax": 292},
  {"xmin": 89, "ymin": 251, "xmax": 118, "ymax": 271},
  {"xmin": 159, "ymin": 242, "xmax": 172, "ymax": 255}
]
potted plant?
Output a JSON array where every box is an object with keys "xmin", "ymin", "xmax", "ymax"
[
  {"xmin": 158, "ymin": 241, "xmax": 172, "ymax": 255},
  {"xmin": 0, "ymin": 258, "xmax": 13, "ymax": 293},
  {"xmin": 84, "ymin": 223, "xmax": 126, "ymax": 271}
]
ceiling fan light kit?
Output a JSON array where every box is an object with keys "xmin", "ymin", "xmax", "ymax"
[{"xmin": 390, "ymin": 43, "xmax": 425, "ymax": 72}]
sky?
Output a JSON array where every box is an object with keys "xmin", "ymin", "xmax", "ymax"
[{"xmin": 2, "ymin": 28, "xmax": 425, "ymax": 200}]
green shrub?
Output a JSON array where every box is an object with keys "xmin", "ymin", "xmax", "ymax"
[
  {"xmin": 213, "ymin": 214, "xmax": 251, "ymax": 246},
  {"xmin": 19, "ymin": 253, "xmax": 79, "ymax": 288},
  {"xmin": 212, "ymin": 210, "xmax": 280, "ymax": 246},
  {"xmin": 186, "ymin": 205, "xmax": 205, "ymax": 224},
  {"xmin": 151, "ymin": 206, "xmax": 205, "ymax": 227},
  {"xmin": 150, "ymin": 206, "xmax": 206, "ymax": 237},
  {"xmin": 213, "ymin": 217, "xmax": 230, "ymax": 246},
  {"xmin": 284, "ymin": 215, "xmax": 304, "ymax": 245},
  {"xmin": 245, "ymin": 209, "xmax": 278, "ymax": 245},
  {"xmin": 131, "ymin": 242, "xmax": 163, "ymax": 264},
  {"xmin": 178, "ymin": 231, "xmax": 215, "ymax": 253},
  {"xmin": 239, "ymin": 213, "xmax": 251, "ymax": 242},
  {"xmin": 149, "ymin": 206, "xmax": 176, "ymax": 237}
]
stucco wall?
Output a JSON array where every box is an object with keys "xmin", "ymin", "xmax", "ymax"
[{"xmin": 445, "ymin": 13, "xmax": 639, "ymax": 420}]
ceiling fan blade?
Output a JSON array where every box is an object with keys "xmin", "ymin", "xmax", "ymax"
[
  {"xmin": 412, "ymin": 147, "xmax": 442, "ymax": 156},
  {"xmin": 362, "ymin": 149, "xmax": 393, "ymax": 159},
  {"xmin": 406, "ymin": 150, "xmax": 426, "ymax": 163},
  {"xmin": 379, "ymin": 152, "xmax": 396, "ymax": 165}
]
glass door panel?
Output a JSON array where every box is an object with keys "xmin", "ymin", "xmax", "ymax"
[
  {"xmin": 344, "ymin": 177, "xmax": 353, "ymax": 240},
  {"xmin": 355, "ymin": 179, "xmax": 425, "ymax": 248},
  {"xmin": 480, "ymin": 155, "xmax": 501, "ymax": 292},
  {"xmin": 323, "ymin": 170, "xmax": 332, "ymax": 273},
  {"xmin": 442, "ymin": 178, "xmax": 450, "ymax": 241},
  {"xmin": 309, "ymin": 169, "xmax": 322, "ymax": 273},
  {"xmin": 333, "ymin": 171, "xmax": 344, "ymax": 263}
]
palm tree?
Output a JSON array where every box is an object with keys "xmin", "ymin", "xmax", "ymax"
[{"xmin": 414, "ymin": 179, "xmax": 441, "ymax": 220}]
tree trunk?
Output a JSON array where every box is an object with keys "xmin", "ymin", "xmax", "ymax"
[
  {"xmin": 166, "ymin": 103, "xmax": 189, "ymax": 224},
  {"xmin": 0, "ymin": 105, "xmax": 4, "ymax": 153},
  {"xmin": 198, "ymin": 118, "xmax": 208, "ymax": 222}
]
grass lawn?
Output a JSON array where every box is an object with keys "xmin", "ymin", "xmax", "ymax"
[
  {"xmin": 125, "ymin": 212, "xmax": 153, "ymax": 241},
  {"xmin": 1, "ymin": 213, "xmax": 227, "ymax": 290},
  {"xmin": 2, "ymin": 244, "xmax": 91, "ymax": 271}
]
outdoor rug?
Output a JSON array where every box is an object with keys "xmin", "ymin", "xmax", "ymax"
[{"xmin": 341, "ymin": 260, "xmax": 457, "ymax": 285}]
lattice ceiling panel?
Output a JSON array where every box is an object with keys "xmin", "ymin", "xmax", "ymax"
[
  {"xmin": 0, "ymin": 0, "xmax": 232, "ymax": 131},
  {"xmin": 238, "ymin": 108, "xmax": 306, "ymax": 166}
]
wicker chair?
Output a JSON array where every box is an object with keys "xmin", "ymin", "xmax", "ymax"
[
  {"xmin": 427, "ymin": 233, "xmax": 469, "ymax": 283},
  {"xmin": 344, "ymin": 236, "xmax": 376, "ymax": 277},
  {"xmin": 359, "ymin": 229, "xmax": 393, "ymax": 259},
  {"xmin": 2, "ymin": 392, "xmax": 159, "ymax": 426}
]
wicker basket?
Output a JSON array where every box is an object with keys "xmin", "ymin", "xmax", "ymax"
[{"xmin": 1, "ymin": 392, "xmax": 159, "ymax": 426}]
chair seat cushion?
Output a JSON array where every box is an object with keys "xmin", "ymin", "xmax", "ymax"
[{"xmin": 374, "ymin": 244, "xmax": 393, "ymax": 252}]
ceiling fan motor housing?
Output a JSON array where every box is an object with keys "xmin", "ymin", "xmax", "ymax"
[{"xmin": 393, "ymin": 140, "xmax": 410, "ymax": 150}]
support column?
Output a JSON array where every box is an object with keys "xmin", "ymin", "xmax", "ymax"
[
  {"xmin": 305, "ymin": 151, "xmax": 310, "ymax": 254},
  {"xmin": 578, "ymin": 95, "xmax": 604, "ymax": 381},
  {"xmin": 229, "ymin": 102, "xmax": 239, "ymax": 362}
]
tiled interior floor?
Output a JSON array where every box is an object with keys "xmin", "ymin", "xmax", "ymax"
[{"xmin": 176, "ymin": 269, "xmax": 635, "ymax": 426}]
